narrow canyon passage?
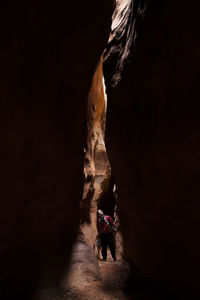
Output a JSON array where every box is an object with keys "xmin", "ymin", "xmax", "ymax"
[
  {"xmin": 33, "ymin": 53, "xmax": 131, "ymax": 300},
  {"xmin": 1, "ymin": 0, "xmax": 200, "ymax": 299},
  {"xmin": 64, "ymin": 53, "xmax": 130, "ymax": 298},
  {"xmin": 36, "ymin": 1, "xmax": 200, "ymax": 299}
]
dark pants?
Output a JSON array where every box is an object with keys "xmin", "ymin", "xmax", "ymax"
[{"xmin": 100, "ymin": 232, "xmax": 116, "ymax": 261}]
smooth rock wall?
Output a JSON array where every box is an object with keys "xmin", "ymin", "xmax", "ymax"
[
  {"xmin": 0, "ymin": 1, "xmax": 112, "ymax": 298},
  {"xmin": 105, "ymin": 1, "xmax": 200, "ymax": 297}
]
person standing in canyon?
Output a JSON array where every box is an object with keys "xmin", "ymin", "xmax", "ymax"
[{"xmin": 97, "ymin": 209, "xmax": 116, "ymax": 261}]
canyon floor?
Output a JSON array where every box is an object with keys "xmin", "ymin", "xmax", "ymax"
[{"xmin": 35, "ymin": 258, "xmax": 130, "ymax": 300}]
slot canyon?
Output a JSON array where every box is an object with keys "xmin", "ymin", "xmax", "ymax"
[{"xmin": 0, "ymin": 0, "xmax": 200, "ymax": 299}]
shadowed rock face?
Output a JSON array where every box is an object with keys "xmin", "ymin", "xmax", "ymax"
[
  {"xmin": 0, "ymin": 0, "xmax": 113, "ymax": 298},
  {"xmin": 104, "ymin": 0, "xmax": 200, "ymax": 298}
]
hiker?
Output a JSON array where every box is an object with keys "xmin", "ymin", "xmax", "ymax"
[{"xmin": 97, "ymin": 209, "xmax": 116, "ymax": 261}]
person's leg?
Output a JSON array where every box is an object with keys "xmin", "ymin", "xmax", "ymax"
[
  {"xmin": 101, "ymin": 234, "xmax": 107, "ymax": 260},
  {"xmin": 108, "ymin": 233, "xmax": 116, "ymax": 261}
]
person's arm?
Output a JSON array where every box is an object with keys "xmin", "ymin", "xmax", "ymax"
[
  {"xmin": 108, "ymin": 216, "xmax": 116, "ymax": 233},
  {"xmin": 108, "ymin": 216, "xmax": 114, "ymax": 226}
]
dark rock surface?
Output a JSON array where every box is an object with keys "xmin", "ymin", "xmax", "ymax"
[
  {"xmin": 0, "ymin": 1, "xmax": 112, "ymax": 298},
  {"xmin": 105, "ymin": 1, "xmax": 200, "ymax": 298}
]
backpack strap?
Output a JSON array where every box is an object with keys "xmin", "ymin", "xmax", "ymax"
[{"xmin": 105, "ymin": 216, "xmax": 112, "ymax": 232}]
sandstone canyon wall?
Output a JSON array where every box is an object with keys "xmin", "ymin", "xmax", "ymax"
[
  {"xmin": 104, "ymin": 0, "xmax": 200, "ymax": 298},
  {"xmin": 0, "ymin": 1, "xmax": 113, "ymax": 298},
  {"xmin": 81, "ymin": 55, "xmax": 116, "ymax": 256}
]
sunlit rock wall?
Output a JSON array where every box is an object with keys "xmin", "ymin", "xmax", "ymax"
[
  {"xmin": 105, "ymin": 0, "xmax": 200, "ymax": 298},
  {"xmin": 81, "ymin": 55, "xmax": 122, "ymax": 262},
  {"xmin": 81, "ymin": 56, "xmax": 112, "ymax": 253}
]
